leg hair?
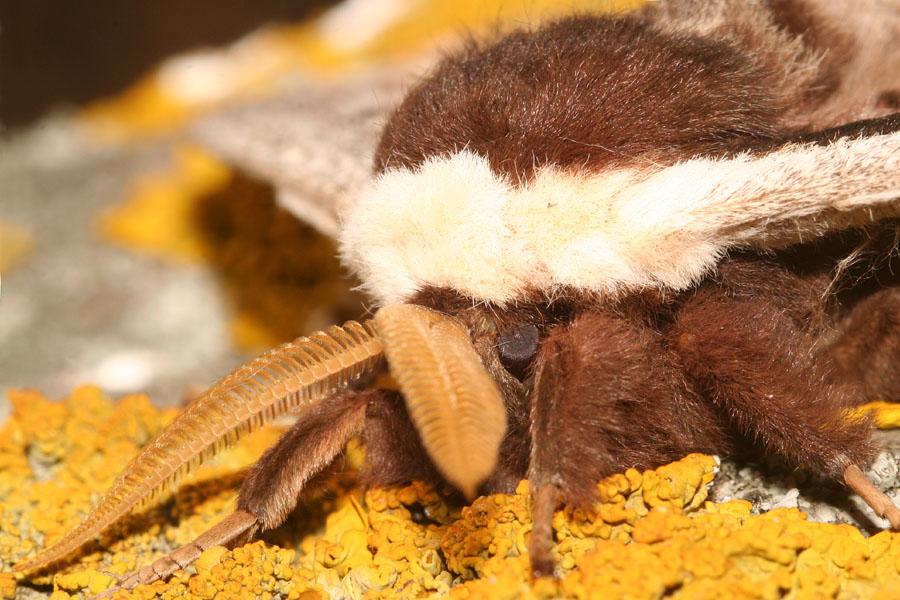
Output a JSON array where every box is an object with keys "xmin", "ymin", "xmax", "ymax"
[{"xmin": 670, "ymin": 285, "xmax": 874, "ymax": 478}]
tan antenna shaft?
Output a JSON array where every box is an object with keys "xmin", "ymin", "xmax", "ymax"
[{"xmin": 16, "ymin": 320, "xmax": 382, "ymax": 573}]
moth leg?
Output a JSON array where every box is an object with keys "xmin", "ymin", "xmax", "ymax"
[
  {"xmin": 528, "ymin": 482, "xmax": 560, "ymax": 578},
  {"xmin": 94, "ymin": 389, "xmax": 370, "ymax": 598},
  {"xmin": 844, "ymin": 465, "xmax": 900, "ymax": 528},
  {"xmin": 671, "ymin": 289, "xmax": 885, "ymax": 502},
  {"xmin": 237, "ymin": 389, "xmax": 369, "ymax": 528},
  {"xmin": 93, "ymin": 510, "xmax": 258, "ymax": 598},
  {"xmin": 527, "ymin": 311, "xmax": 726, "ymax": 576},
  {"xmin": 827, "ymin": 287, "xmax": 900, "ymax": 400},
  {"xmin": 361, "ymin": 389, "xmax": 444, "ymax": 487},
  {"xmin": 822, "ymin": 287, "xmax": 900, "ymax": 527}
]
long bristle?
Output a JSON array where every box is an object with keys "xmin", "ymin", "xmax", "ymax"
[{"xmin": 15, "ymin": 320, "xmax": 383, "ymax": 573}]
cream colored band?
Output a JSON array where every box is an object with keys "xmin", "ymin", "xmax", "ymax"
[{"xmin": 340, "ymin": 133, "xmax": 900, "ymax": 306}]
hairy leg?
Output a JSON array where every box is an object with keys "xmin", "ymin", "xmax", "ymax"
[
  {"xmin": 95, "ymin": 389, "xmax": 370, "ymax": 598},
  {"xmin": 527, "ymin": 310, "xmax": 727, "ymax": 576},
  {"xmin": 671, "ymin": 285, "xmax": 874, "ymax": 477},
  {"xmin": 670, "ymin": 283, "xmax": 900, "ymax": 526},
  {"xmin": 238, "ymin": 389, "xmax": 369, "ymax": 527},
  {"xmin": 361, "ymin": 389, "xmax": 444, "ymax": 487},
  {"xmin": 828, "ymin": 287, "xmax": 900, "ymax": 400}
]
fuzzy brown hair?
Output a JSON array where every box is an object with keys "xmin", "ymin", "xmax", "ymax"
[{"xmin": 375, "ymin": 2, "xmax": 855, "ymax": 179}]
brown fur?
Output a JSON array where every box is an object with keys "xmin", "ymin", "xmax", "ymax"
[
  {"xmin": 529, "ymin": 308, "xmax": 726, "ymax": 506},
  {"xmin": 361, "ymin": 390, "xmax": 445, "ymax": 488},
  {"xmin": 359, "ymin": 252, "xmax": 885, "ymax": 502},
  {"xmin": 380, "ymin": 251, "xmax": 891, "ymax": 497},
  {"xmin": 766, "ymin": 0, "xmax": 850, "ymax": 103},
  {"xmin": 237, "ymin": 390, "xmax": 367, "ymax": 529},
  {"xmin": 670, "ymin": 262, "xmax": 875, "ymax": 479},
  {"xmin": 640, "ymin": 0, "xmax": 898, "ymax": 127},
  {"xmin": 348, "ymin": 248, "xmax": 899, "ymax": 496},
  {"xmin": 374, "ymin": 0, "xmax": 886, "ymax": 181},
  {"xmin": 829, "ymin": 288, "xmax": 900, "ymax": 400},
  {"xmin": 376, "ymin": 14, "xmax": 785, "ymax": 180}
]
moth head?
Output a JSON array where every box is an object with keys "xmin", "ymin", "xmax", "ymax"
[{"xmin": 370, "ymin": 281, "xmax": 575, "ymax": 497}]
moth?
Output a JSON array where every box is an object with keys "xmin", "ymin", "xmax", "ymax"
[{"xmin": 15, "ymin": 0, "xmax": 900, "ymax": 594}]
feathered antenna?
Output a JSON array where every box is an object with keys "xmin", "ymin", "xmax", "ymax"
[{"xmin": 15, "ymin": 320, "xmax": 383, "ymax": 573}]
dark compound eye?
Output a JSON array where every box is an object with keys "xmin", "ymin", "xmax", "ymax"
[{"xmin": 498, "ymin": 324, "xmax": 540, "ymax": 379}]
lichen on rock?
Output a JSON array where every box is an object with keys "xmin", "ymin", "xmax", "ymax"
[{"xmin": 4, "ymin": 389, "xmax": 900, "ymax": 599}]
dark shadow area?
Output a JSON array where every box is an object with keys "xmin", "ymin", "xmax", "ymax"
[
  {"xmin": 1, "ymin": 0, "xmax": 339, "ymax": 130},
  {"xmin": 193, "ymin": 172, "xmax": 364, "ymax": 348}
]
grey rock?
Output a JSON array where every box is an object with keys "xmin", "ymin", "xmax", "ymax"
[{"xmin": 711, "ymin": 430, "xmax": 900, "ymax": 534}]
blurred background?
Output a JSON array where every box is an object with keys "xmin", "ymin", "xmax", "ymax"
[
  {"xmin": 0, "ymin": 0, "xmax": 631, "ymax": 411},
  {"xmin": 1, "ymin": 0, "xmax": 338, "ymax": 130}
]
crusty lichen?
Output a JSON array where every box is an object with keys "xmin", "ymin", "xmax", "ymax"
[
  {"xmin": 4, "ymin": 389, "xmax": 900, "ymax": 599},
  {"xmin": 98, "ymin": 145, "xmax": 360, "ymax": 352},
  {"xmin": 851, "ymin": 401, "xmax": 900, "ymax": 430},
  {"xmin": 1, "ymin": 387, "xmax": 286, "ymax": 599}
]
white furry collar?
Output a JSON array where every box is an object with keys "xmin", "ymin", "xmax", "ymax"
[{"xmin": 340, "ymin": 135, "xmax": 900, "ymax": 306}]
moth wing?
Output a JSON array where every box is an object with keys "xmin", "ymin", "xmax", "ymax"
[
  {"xmin": 649, "ymin": 0, "xmax": 900, "ymax": 128},
  {"xmin": 694, "ymin": 126, "xmax": 900, "ymax": 251},
  {"xmin": 621, "ymin": 123, "xmax": 900, "ymax": 294},
  {"xmin": 192, "ymin": 72, "xmax": 406, "ymax": 238}
]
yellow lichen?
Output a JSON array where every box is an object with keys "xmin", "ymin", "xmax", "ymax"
[
  {"xmin": 4, "ymin": 389, "xmax": 900, "ymax": 599},
  {"xmin": 850, "ymin": 401, "xmax": 900, "ymax": 429},
  {"xmin": 98, "ymin": 145, "xmax": 233, "ymax": 264},
  {"xmin": 97, "ymin": 144, "xmax": 358, "ymax": 351},
  {"xmin": 0, "ymin": 572, "xmax": 16, "ymax": 600},
  {"xmin": 1, "ymin": 387, "xmax": 283, "ymax": 595},
  {"xmin": 0, "ymin": 220, "xmax": 34, "ymax": 274}
]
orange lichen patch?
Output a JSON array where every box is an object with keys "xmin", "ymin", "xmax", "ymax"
[
  {"xmin": 0, "ymin": 572, "xmax": 15, "ymax": 600},
  {"xmin": 441, "ymin": 454, "xmax": 719, "ymax": 585},
  {"xmin": 192, "ymin": 174, "xmax": 358, "ymax": 351},
  {"xmin": 449, "ymin": 461, "xmax": 900, "ymax": 600},
  {"xmin": 351, "ymin": 482, "xmax": 457, "ymax": 598},
  {"xmin": 849, "ymin": 401, "xmax": 900, "ymax": 429},
  {"xmin": 0, "ymin": 220, "xmax": 35, "ymax": 274},
  {"xmin": 117, "ymin": 541, "xmax": 323, "ymax": 600},
  {"xmin": 440, "ymin": 482, "xmax": 532, "ymax": 579},
  {"xmin": 2, "ymin": 387, "xmax": 282, "ymax": 597},
  {"xmin": 78, "ymin": 0, "xmax": 644, "ymax": 141},
  {"xmin": 6, "ymin": 390, "xmax": 900, "ymax": 599},
  {"xmin": 98, "ymin": 145, "xmax": 233, "ymax": 263},
  {"xmin": 556, "ymin": 505, "xmax": 900, "ymax": 599}
]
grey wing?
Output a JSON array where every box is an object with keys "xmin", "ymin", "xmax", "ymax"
[
  {"xmin": 648, "ymin": 0, "xmax": 900, "ymax": 127},
  {"xmin": 628, "ymin": 0, "xmax": 900, "ymax": 286},
  {"xmin": 192, "ymin": 72, "xmax": 406, "ymax": 238}
]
